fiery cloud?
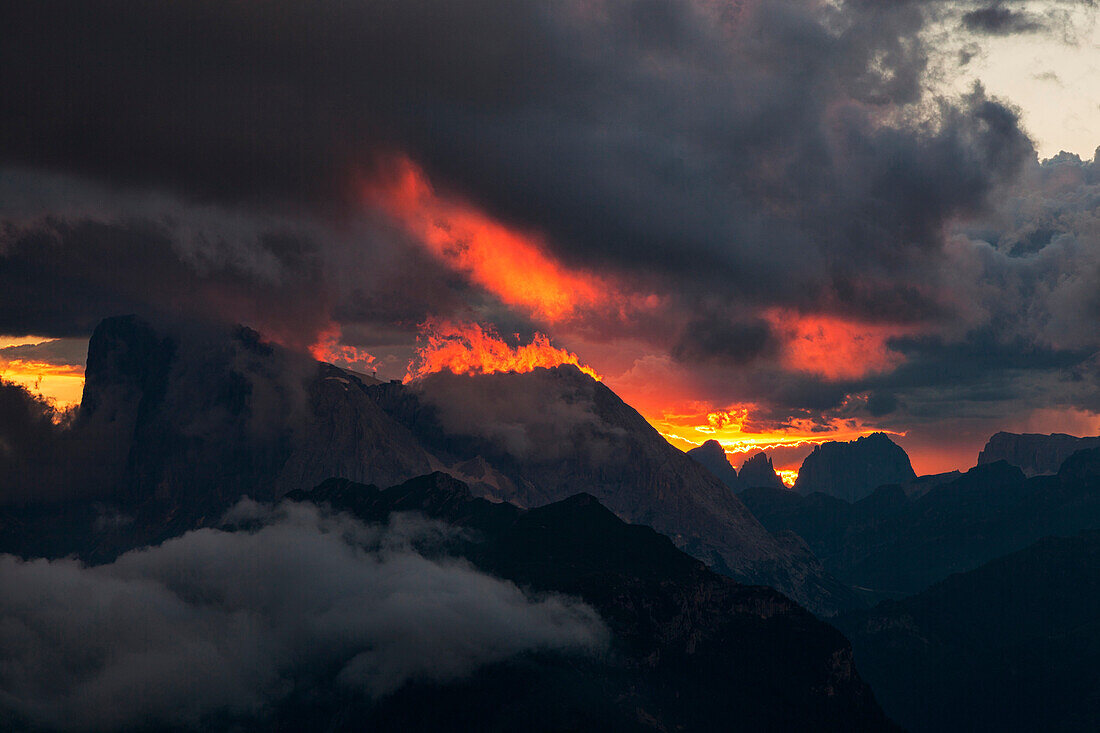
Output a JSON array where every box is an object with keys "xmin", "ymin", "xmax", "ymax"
[
  {"xmin": 765, "ymin": 309, "xmax": 913, "ymax": 381},
  {"xmin": 404, "ymin": 320, "xmax": 600, "ymax": 383},
  {"xmin": 309, "ymin": 324, "xmax": 377, "ymax": 374},
  {"xmin": 363, "ymin": 157, "xmax": 654, "ymax": 325}
]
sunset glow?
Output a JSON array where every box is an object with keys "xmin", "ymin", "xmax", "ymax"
[
  {"xmin": 363, "ymin": 157, "xmax": 656, "ymax": 324},
  {"xmin": 645, "ymin": 404, "xmax": 893, "ymax": 476},
  {"xmin": 309, "ymin": 324, "xmax": 377, "ymax": 374},
  {"xmin": 0, "ymin": 358, "xmax": 85, "ymax": 409},
  {"xmin": 404, "ymin": 319, "xmax": 601, "ymax": 383}
]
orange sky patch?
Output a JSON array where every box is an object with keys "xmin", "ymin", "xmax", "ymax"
[
  {"xmin": 0, "ymin": 358, "xmax": 85, "ymax": 409},
  {"xmin": 363, "ymin": 157, "xmax": 655, "ymax": 324},
  {"xmin": 766, "ymin": 308, "xmax": 912, "ymax": 381}
]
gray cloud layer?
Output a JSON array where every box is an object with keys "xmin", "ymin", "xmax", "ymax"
[{"xmin": 0, "ymin": 501, "xmax": 606, "ymax": 731}]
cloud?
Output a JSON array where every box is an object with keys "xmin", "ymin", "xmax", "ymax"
[
  {"xmin": 413, "ymin": 367, "xmax": 612, "ymax": 461},
  {"xmin": 961, "ymin": 5, "xmax": 1045, "ymax": 35},
  {"xmin": 0, "ymin": 500, "xmax": 606, "ymax": 731}
]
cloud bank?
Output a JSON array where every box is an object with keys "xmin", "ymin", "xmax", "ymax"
[{"xmin": 0, "ymin": 501, "xmax": 606, "ymax": 731}]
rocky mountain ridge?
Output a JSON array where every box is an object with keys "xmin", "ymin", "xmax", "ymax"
[{"xmin": 977, "ymin": 431, "xmax": 1100, "ymax": 476}]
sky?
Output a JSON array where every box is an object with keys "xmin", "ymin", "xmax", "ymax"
[{"xmin": 1, "ymin": 0, "xmax": 1099, "ymax": 479}]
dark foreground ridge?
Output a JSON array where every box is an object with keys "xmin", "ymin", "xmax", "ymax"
[
  {"xmin": 279, "ymin": 472, "xmax": 899, "ymax": 732},
  {"xmin": 837, "ymin": 530, "xmax": 1100, "ymax": 733}
]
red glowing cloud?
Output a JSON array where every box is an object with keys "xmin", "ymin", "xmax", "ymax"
[
  {"xmin": 309, "ymin": 324, "xmax": 377, "ymax": 374},
  {"xmin": 363, "ymin": 157, "xmax": 655, "ymax": 324},
  {"xmin": 404, "ymin": 319, "xmax": 600, "ymax": 382},
  {"xmin": 765, "ymin": 309, "xmax": 912, "ymax": 381}
]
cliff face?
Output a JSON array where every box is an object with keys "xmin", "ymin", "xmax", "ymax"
[
  {"xmin": 739, "ymin": 452, "xmax": 785, "ymax": 490},
  {"xmin": 793, "ymin": 433, "xmax": 915, "ymax": 503},
  {"xmin": 686, "ymin": 440, "xmax": 742, "ymax": 490},
  {"xmin": 977, "ymin": 431, "xmax": 1100, "ymax": 476}
]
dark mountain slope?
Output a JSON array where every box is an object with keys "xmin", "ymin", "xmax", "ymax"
[
  {"xmin": 283, "ymin": 473, "xmax": 898, "ymax": 732},
  {"xmin": 836, "ymin": 531, "xmax": 1100, "ymax": 733},
  {"xmin": 1, "ymin": 316, "xmax": 857, "ymax": 614}
]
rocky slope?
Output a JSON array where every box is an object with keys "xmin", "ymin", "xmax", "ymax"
[
  {"xmin": 686, "ymin": 439, "xmax": 742, "ymax": 490},
  {"xmin": 0, "ymin": 316, "xmax": 437, "ymax": 559},
  {"xmin": 366, "ymin": 368, "xmax": 860, "ymax": 614},
  {"xmin": 794, "ymin": 433, "xmax": 915, "ymax": 503},
  {"xmin": 977, "ymin": 431, "xmax": 1100, "ymax": 476}
]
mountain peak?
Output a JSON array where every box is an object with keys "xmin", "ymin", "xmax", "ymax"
[
  {"xmin": 686, "ymin": 440, "xmax": 742, "ymax": 491},
  {"xmin": 739, "ymin": 452, "xmax": 785, "ymax": 490},
  {"xmin": 978, "ymin": 431, "xmax": 1100, "ymax": 476},
  {"xmin": 794, "ymin": 433, "xmax": 915, "ymax": 503}
]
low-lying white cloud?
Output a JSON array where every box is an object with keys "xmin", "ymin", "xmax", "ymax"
[{"xmin": 0, "ymin": 500, "xmax": 607, "ymax": 731}]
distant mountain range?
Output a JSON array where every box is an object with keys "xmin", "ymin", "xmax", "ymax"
[
  {"xmin": 685, "ymin": 440, "xmax": 785, "ymax": 491},
  {"xmin": 978, "ymin": 431, "xmax": 1100, "ymax": 476},
  {"xmin": 740, "ymin": 450, "xmax": 1100, "ymax": 598}
]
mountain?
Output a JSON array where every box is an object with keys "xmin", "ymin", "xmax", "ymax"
[
  {"xmin": 0, "ymin": 316, "xmax": 858, "ymax": 614},
  {"xmin": 836, "ymin": 530, "xmax": 1100, "ymax": 733},
  {"xmin": 793, "ymin": 433, "xmax": 915, "ymax": 503},
  {"xmin": 977, "ymin": 431, "xmax": 1100, "ymax": 476},
  {"xmin": 686, "ymin": 439, "xmax": 742, "ymax": 490},
  {"xmin": 0, "ymin": 316, "xmax": 436, "ymax": 559},
  {"xmin": 739, "ymin": 451, "xmax": 786, "ymax": 489},
  {"xmin": 273, "ymin": 472, "xmax": 899, "ymax": 732},
  {"xmin": 366, "ymin": 368, "xmax": 860, "ymax": 614},
  {"xmin": 741, "ymin": 450, "xmax": 1100, "ymax": 599}
]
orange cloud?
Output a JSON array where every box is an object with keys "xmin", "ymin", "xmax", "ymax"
[
  {"xmin": 362, "ymin": 156, "xmax": 655, "ymax": 324},
  {"xmin": 309, "ymin": 323, "xmax": 377, "ymax": 374},
  {"xmin": 765, "ymin": 308, "xmax": 912, "ymax": 381},
  {"xmin": 404, "ymin": 319, "xmax": 600, "ymax": 382}
]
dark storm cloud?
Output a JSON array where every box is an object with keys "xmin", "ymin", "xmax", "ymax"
[
  {"xmin": 0, "ymin": 501, "xmax": 606, "ymax": 731},
  {"xmin": 672, "ymin": 316, "xmax": 776, "ymax": 366},
  {"xmin": 2, "ymin": 0, "xmax": 1097, "ymax": 440},
  {"xmin": 0, "ymin": 0, "xmax": 1034, "ymax": 316},
  {"xmin": 961, "ymin": 5, "xmax": 1045, "ymax": 35},
  {"xmin": 0, "ymin": 170, "xmax": 482, "ymax": 351},
  {"xmin": 0, "ymin": 215, "xmax": 329, "ymax": 343}
]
